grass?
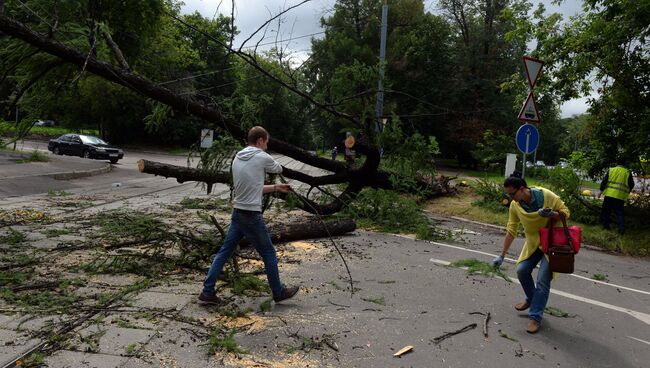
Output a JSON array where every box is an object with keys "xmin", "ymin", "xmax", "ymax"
[
  {"xmin": 16, "ymin": 150, "xmax": 49, "ymax": 163},
  {"xmin": 0, "ymin": 121, "xmax": 99, "ymax": 138},
  {"xmin": 426, "ymin": 186, "xmax": 650, "ymax": 257}
]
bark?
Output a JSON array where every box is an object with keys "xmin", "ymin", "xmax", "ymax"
[
  {"xmin": 102, "ymin": 30, "xmax": 130, "ymax": 71},
  {"xmin": 138, "ymin": 159, "xmax": 230, "ymax": 194},
  {"xmin": 258, "ymin": 218, "xmax": 356, "ymax": 245}
]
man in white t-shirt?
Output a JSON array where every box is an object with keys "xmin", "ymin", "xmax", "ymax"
[{"xmin": 199, "ymin": 126, "xmax": 299, "ymax": 304}]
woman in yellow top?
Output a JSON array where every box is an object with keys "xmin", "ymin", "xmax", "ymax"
[{"xmin": 492, "ymin": 172, "xmax": 570, "ymax": 334}]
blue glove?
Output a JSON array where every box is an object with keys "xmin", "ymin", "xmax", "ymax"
[
  {"xmin": 492, "ymin": 255, "xmax": 504, "ymax": 268},
  {"xmin": 538, "ymin": 208, "xmax": 554, "ymax": 218}
]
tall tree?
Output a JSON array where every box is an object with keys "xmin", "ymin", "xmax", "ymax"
[{"xmin": 535, "ymin": 0, "xmax": 650, "ymax": 175}]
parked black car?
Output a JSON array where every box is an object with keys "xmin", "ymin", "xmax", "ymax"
[{"xmin": 48, "ymin": 134, "xmax": 124, "ymax": 164}]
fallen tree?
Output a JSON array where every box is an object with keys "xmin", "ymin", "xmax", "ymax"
[{"xmin": 1, "ymin": 14, "xmax": 455, "ymax": 215}]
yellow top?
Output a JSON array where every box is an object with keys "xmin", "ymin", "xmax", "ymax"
[{"xmin": 506, "ymin": 187, "xmax": 571, "ymax": 264}]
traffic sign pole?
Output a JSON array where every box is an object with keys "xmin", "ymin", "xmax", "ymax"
[{"xmin": 523, "ymin": 130, "xmax": 530, "ymax": 178}]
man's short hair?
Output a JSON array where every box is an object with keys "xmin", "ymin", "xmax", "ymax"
[{"xmin": 248, "ymin": 126, "xmax": 269, "ymax": 144}]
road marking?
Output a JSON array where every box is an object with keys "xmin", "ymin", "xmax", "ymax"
[
  {"xmin": 395, "ymin": 235, "xmax": 650, "ymax": 296},
  {"xmin": 429, "ymin": 258, "xmax": 650, "ymax": 326},
  {"xmin": 627, "ymin": 336, "xmax": 650, "ymax": 346}
]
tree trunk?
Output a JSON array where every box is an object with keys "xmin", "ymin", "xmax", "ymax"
[{"xmin": 262, "ymin": 218, "xmax": 356, "ymax": 244}]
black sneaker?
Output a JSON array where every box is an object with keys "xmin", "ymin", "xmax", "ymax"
[
  {"xmin": 198, "ymin": 292, "xmax": 220, "ymax": 305},
  {"xmin": 273, "ymin": 286, "xmax": 299, "ymax": 303}
]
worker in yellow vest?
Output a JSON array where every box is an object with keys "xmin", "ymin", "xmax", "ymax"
[{"xmin": 599, "ymin": 158, "xmax": 634, "ymax": 235}]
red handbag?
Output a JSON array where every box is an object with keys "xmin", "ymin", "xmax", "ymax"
[{"xmin": 539, "ymin": 214, "xmax": 581, "ymax": 254}]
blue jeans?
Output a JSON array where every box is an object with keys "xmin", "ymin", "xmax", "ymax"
[
  {"xmin": 517, "ymin": 248, "xmax": 552, "ymax": 322},
  {"xmin": 202, "ymin": 209, "xmax": 284, "ymax": 297},
  {"xmin": 601, "ymin": 196, "xmax": 625, "ymax": 234}
]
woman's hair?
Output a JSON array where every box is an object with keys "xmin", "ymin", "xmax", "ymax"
[{"xmin": 504, "ymin": 171, "xmax": 528, "ymax": 189}]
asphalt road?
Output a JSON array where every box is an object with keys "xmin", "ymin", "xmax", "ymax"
[{"xmin": 1, "ymin": 140, "xmax": 648, "ymax": 367}]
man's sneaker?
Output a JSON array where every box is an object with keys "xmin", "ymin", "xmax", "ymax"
[
  {"xmin": 198, "ymin": 292, "xmax": 220, "ymax": 305},
  {"xmin": 273, "ymin": 286, "xmax": 299, "ymax": 303}
]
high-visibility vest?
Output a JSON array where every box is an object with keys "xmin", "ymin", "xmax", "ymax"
[{"xmin": 603, "ymin": 166, "xmax": 631, "ymax": 201}]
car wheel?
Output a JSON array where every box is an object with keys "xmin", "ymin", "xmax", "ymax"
[
  {"xmin": 83, "ymin": 150, "xmax": 91, "ymax": 159},
  {"xmin": 110, "ymin": 159, "xmax": 118, "ymax": 164},
  {"xmin": 53, "ymin": 147, "xmax": 60, "ymax": 155}
]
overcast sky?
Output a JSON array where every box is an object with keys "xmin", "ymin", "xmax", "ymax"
[{"xmin": 181, "ymin": 0, "xmax": 589, "ymax": 117}]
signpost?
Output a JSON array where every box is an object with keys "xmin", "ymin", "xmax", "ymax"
[
  {"xmin": 516, "ymin": 56, "xmax": 544, "ymax": 178},
  {"xmin": 516, "ymin": 123, "xmax": 539, "ymax": 178},
  {"xmin": 200, "ymin": 129, "xmax": 213, "ymax": 149}
]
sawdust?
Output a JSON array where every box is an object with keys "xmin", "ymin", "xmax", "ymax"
[
  {"xmin": 287, "ymin": 241, "xmax": 318, "ymax": 251},
  {"xmin": 220, "ymin": 352, "xmax": 322, "ymax": 368}
]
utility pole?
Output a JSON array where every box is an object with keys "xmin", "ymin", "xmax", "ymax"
[{"xmin": 375, "ymin": 0, "xmax": 388, "ymax": 135}]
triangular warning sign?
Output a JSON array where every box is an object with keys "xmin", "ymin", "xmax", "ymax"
[
  {"xmin": 523, "ymin": 56, "xmax": 544, "ymax": 89},
  {"xmin": 518, "ymin": 93, "xmax": 540, "ymax": 123}
]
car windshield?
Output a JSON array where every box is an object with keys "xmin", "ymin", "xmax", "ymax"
[{"xmin": 79, "ymin": 136, "xmax": 108, "ymax": 145}]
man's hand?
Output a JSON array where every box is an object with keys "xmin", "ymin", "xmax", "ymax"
[
  {"xmin": 274, "ymin": 184, "xmax": 292, "ymax": 193},
  {"xmin": 492, "ymin": 255, "xmax": 504, "ymax": 268}
]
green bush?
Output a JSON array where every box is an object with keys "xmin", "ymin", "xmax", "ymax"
[
  {"xmin": 472, "ymin": 178, "xmax": 508, "ymax": 213},
  {"xmin": 545, "ymin": 167, "xmax": 600, "ymax": 224}
]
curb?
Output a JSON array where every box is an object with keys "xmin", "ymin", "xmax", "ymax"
[{"xmin": 47, "ymin": 163, "xmax": 112, "ymax": 180}]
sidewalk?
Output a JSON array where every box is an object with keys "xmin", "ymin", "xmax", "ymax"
[{"xmin": 0, "ymin": 151, "xmax": 111, "ymax": 180}]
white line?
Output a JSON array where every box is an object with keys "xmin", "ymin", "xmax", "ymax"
[
  {"xmin": 627, "ymin": 336, "xmax": 650, "ymax": 346},
  {"xmin": 429, "ymin": 258, "xmax": 650, "ymax": 326},
  {"xmin": 395, "ymin": 235, "xmax": 650, "ymax": 296}
]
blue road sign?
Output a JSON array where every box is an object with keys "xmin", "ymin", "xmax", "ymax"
[{"xmin": 516, "ymin": 123, "xmax": 539, "ymax": 154}]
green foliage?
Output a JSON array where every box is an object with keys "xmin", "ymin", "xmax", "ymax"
[
  {"xmin": 380, "ymin": 117, "xmax": 440, "ymax": 194},
  {"xmin": 125, "ymin": 343, "xmax": 139, "ymax": 356},
  {"xmin": 0, "ymin": 288, "xmax": 80, "ymax": 314},
  {"xmin": 179, "ymin": 197, "xmax": 230, "ymax": 211},
  {"xmin": 342, "ymin": 188, "xmax": 433, "ymax": 239},
  {"xmin": 0, "ymin": 271, "xmax": 29, "ymax": 286},
  {"xmin": 535, "ymin": 0, "xmax": 650, "ymax": 174},
  {"xmin": 195, "ymin": 132, "xmax": 241, "ymax": 181},
  {"xmin": 472, "ymin": 178, "xmax": 509, "ymax": 213},
  {"xmin": 545, "ymin": 167, "xmax": 600, "ymax": 224},
  {"xmin": 449, "ymin": 258, "xmax": 511, "ymax": 282},
  {"xmin": 90, "ymin": 210, "xmax": 175, "ymax": 243},
  {"xmin": 259, "ymin": 298, "xmax": 272, "ymax": 313},
  {"xmin": 20, "ymin": 352, "xmax": 45, "ymax": 368},
  {"xmin": 361, "ymin": 296, "xmax": 386, "ymax": 306},
  {"xmin": 592, "ymin": 273, "xmax": 608, "ymax": 281},
  {"xmin": 0, "ymin": 227, "xmax": 27, "ymax": 245},
  {"xmin": 47, "ymin": 189, "xmax": 72, "ymax": 197},
  {"xmin": 207, "ymin": 328, "xmax": 247, "ymax": 354},
  {"xmin": 16, "ymin": 150, "xmax": 48, "ymax": 163},
  {"xmin": 472, "ymin": 130, "xmax": 517, "ymax": 171},
  {"xmin": 544, "ymin": 306, "xmax": 574, "ymax": 318},
  {"xmin": 227, "ymin": 273, "xmax": 270, "ymax": 296}
]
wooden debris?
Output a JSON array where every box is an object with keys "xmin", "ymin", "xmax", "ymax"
[
  {"xmin": 430, "ymin": 323, "xmax": 477, "ymax": 344},
  {"xmin": 393, "ymin": 345, "xmax": 413, "ymax": 357}
]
